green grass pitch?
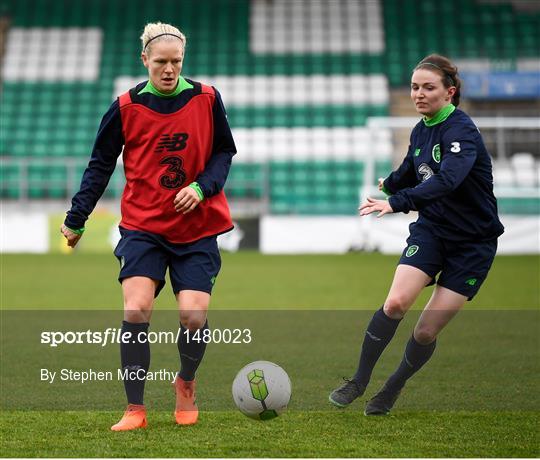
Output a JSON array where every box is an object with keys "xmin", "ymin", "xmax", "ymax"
[{"xmin": 1, "ymin": 252, "xmax": 539, "ymax": 457}]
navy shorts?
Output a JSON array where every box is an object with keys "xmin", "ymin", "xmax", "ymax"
[
  {"xmin": 113, "ymin": 227, "xmax": 221, "ymax": 297},
  {"xmin": 398, "ymin": 222, "xmax": 498, "ymax": 300}
]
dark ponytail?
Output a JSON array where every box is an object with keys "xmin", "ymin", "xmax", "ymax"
[{"xmin": 414, "ymin": 54, "xmax": 461, "ymax": 107}]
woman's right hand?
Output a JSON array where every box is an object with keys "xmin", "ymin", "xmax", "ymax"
[
  {"xmin": 60, "ymin": 224, "xmax": 82, "ymax": 248},
  {"xmin": 359, "ymin": 197, "xmax": 394, "ymax": 218}
]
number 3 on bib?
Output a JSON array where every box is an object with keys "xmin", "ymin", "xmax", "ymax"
[{"xmin": 159, "ymin": 156, "xmax": 187, "ymax": 189}]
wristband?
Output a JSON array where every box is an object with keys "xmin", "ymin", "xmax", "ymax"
[
  {"xmin": 65, "ymin": 226, "xmax": 85, "ymax": 235},
  {"xmin": 381, "ymin": 184, "xmax": 392, "ymax": 196},
  {"xmin": 188, "ymin": 182, "xmax": 205, "ymax": 201}
]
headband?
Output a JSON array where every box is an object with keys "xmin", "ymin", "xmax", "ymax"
[
  {"xmin": 417, "ymin": 62, "xmax": 456, "ymax": 86},
  {"xmin": 143, "ymin": 33, "xmax": 183, "ymax": 51}
]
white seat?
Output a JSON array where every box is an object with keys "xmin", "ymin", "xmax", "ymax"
[
  {"xmin": 250, "ymin": 0, "xmax": 384, "ymax": 54},
  {"xmin": 515, "ymin": 170, "xmax": 537, "ymax": 187},
  {"xmin": 4, "ymin": 27, "xmax": 102, "ymax": 82},
  {"xmin": 511, "ymin": 152, "xmax": 535, "ymax": 168},
  {"xmin": 511, "ymin": 153, "xmax": 537, "ymax": 187},
  {"xmin": 251, "ymin": 129, "xmax": 269, "ymax": 160},
  {"xmin": 493, "ymin": 165, "xmax": 516, "ymax": 187}
]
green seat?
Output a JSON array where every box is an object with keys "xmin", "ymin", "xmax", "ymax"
[
  {"xmin": 268, "ymin": 160, "xmax": 366, "ymax": 215},
  {"xmin": 0, "ymin": 164, "xmax": 21, "ymax": 198},
  {"xmin": 49, "ymin": 166, "xmax": 67, "ymax": 198},
  {"xmin": 498, "ymin": 197, "xmax": 540, "ymax": 215},
  {"xmin": 375, "ymin": 160, "xmax": 393, "ymax": 184},
  {"xmin": 226, "ymin": 163, "xmax": 264, "ymax": 198}
]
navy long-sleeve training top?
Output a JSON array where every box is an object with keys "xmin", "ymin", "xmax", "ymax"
[{"xmin": 384, "ymin": 106, "xmax": 504, "ymax": 241}]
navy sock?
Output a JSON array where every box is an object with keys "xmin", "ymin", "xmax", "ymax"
[
  {"xmin": 178, "ymin": 320, "xmax": 208, "ymax": 381},
  {"xmin": 385, "ymin": 335, "xmax": 437, "ymax": 393},
  {"xmin": 353, "ymin": 307, "xmax": 402, "ymax": 387},
  {"xmin": 120, "ymin": 321, "xmax": 150, "ymax": 405}
]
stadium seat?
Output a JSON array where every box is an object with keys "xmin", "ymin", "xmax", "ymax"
[
  {"xmin": 493, "ymin": 164, "xmax": 516, "ymax": 187},
  {"xmin": 498, "ymin": 197, "xmax": 540, "ymax": 215},
  {"xmin": 511, "ymin": 153, "xmax": 537, "ymax": 187}
]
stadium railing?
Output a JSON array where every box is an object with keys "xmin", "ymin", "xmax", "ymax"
[{"xmin": 2, "ymin": 117, "xmax": 539, "ymax": 216}]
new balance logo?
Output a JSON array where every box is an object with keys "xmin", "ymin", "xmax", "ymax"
[
  {"xmin": 124, "ymin": 365, "xmax": 143, "ymax": 371},
  {"xmin": 465, "ymin": 278, "xmax": 477, "ymax": 286},
  {"xmin": 180, "ymin": 353, "xmax": 199, "ymax": 363},
  {"xmin": 155, "ymin": 132, "xmax": 189, "ymax": 153},
  {"xmin": 366, "ymin": 331, "xmax": 382, "ymax": 341}
]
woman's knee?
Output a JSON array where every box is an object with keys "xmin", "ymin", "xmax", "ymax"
[
  {"xmin": 178, "ymin": 290, "xmax": 209, "ymax": 331},
  {"xmin": 180, "ymin": 312, "xmax": 207, "ymax": 331},
  {"xmin": 122, "ymin": 277, "xmax": 156, "ymax": 322},
  {"xmin": 123, "ymin": 292, "xmax": 154, "ymax": 323},
  {"xmin": 383, "ymin": 295, "xmax": 412, "ymax": 319},
  {"xmin": 124, "ymin": 307, "xmax": 151, "ymax": 323},
  {"xmin": 413, "ymin": 325, "xmax": 437, "ymax": 345}
]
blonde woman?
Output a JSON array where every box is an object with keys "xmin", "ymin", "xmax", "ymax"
[{"xmin": 62, "ymin": 22, "xmax": 236, "ymax": 430}]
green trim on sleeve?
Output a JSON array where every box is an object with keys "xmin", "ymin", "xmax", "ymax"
[
  {"xmin": 65, "ymin": 226, "xmax": 85, "ymax": 235},
  {"xmin": 381, "ymin": 184, "xmax": 392, "ymax": 196},
  {"xmin": 188, "ymin": 182, "xmax": 205, "ymax": 201}
]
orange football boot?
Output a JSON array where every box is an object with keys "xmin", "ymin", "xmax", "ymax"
[
  {"xmin": 110, "ymin": 404, "xmax": 147, "ymax": 431},
  {"xmin": 174, "ymin": 376, "xmax": 198, "ymax": 425}
]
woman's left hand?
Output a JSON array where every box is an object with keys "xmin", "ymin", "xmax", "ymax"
[
  {"xmin": 60, "ymin": 224, "xmax": 83, "ymax": 247},
  {"xmin": 359, "ymin": 197, "xmax": 394, "ymax": 218},
  {"xmin": 174, "ymin": 187, "xmax": 202, "ymax": 214}
]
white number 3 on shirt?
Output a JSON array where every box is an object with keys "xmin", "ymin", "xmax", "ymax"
[{"xmin": 450, "ymin": 142, "xmax": 461, "ymax": 153}]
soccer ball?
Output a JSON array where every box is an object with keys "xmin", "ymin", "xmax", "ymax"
[{"xmin": 232, "ymin": 361, "xmax": 291, "ymax": 420}]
